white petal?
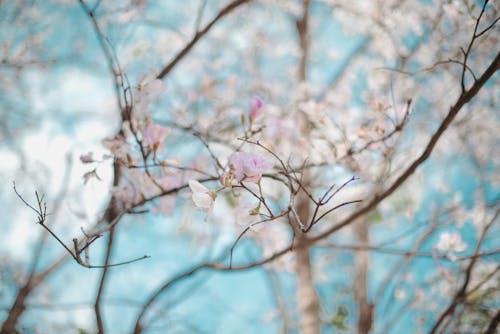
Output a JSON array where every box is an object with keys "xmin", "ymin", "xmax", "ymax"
[
  {"xmin": 192, "ymin": 193, "xmax": 212, "ymax": 209},
  {"xmin": 189, "ymin": 180, "xmax": 208, "ymax": 193},
  {"xmin": 146, "ymin": 79, "xmax": 164, "ymax": 95},
  {"xmin": 204, "ymin": 204, "xmax": 214, "ymax": 221}
]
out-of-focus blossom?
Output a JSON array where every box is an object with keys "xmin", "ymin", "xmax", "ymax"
[
  {"xmin": 249, "ymin": 95, "xmax": 263, "ymax": 121},
  {"xmin": 435, "ymin": 231, "xmax": 467, "ymax": 261},
  {"xmin": 153, "ymin": 175, "xmax": 183, "ymax": 216},
  {"xmin": 80, "ymin": 152, "xmax": 94, "ymax": 163},
  {"xmin": 189, "ymin": 180, "xmax": 216, "ymax": 221},
  {"xmin": 263, "ymin": 115, "xmax": 299, "ymax": 155},
  {"xmin": 103, "ymin": 135, "xmax": 129, "ymax": 160},
  {"xmin": 137, "ymin": 72, "xmax": 164, "ymax": 99},
  {"xmin": 394, "ymin": 289, "xmax": 406, "ymax": 300},
  {"xmin": 112, "ymin": 184, "xmax": 139, "ymax": 206},
  {"xmin": 143, "ymin": 123, "xmax": 170, "ymax": 154},
  {"xmin": 134, "ymin": 72, "xmax": 165, "ymax": 115},
  {"xmin": 111, "ymin": 169, "xmax": 157, "ymax": 206},
  {"xmin": 443, "ymin": 1, "xmax": 463, "ymax": 18},
  {"xmin": 227, "ymin": 152, "xmax": 273, "ymax": 183}
]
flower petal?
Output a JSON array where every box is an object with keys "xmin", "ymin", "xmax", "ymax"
[{"xmin": 189, "ymin": 180, "xmax": 208, "ymax": 193}]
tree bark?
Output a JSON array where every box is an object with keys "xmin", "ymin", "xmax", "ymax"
[
  {"xmin": 294, "ymin": 232, "xmax": 321, "ymax": 334},
  {"xmin": 0, "ymin": 254, "xmax": 69, "ymax": 334},
  {"xmin": 355, "ymin": 219, "xmax": 373, "ymax": 334},
  {"xmin": 293, "ymin": 1, "xmax": 321, "ymax": 332}
]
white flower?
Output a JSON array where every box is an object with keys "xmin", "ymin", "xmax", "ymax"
[
  {"xmin": 188, "ymin": 180, "xmax": 216, "ymax": 221},
  {"xmin": 136, "ymin": 72, "xmax": 164, "ymax": 100},
  {"xmin": 436, "ymin": 232, "xmax": 467, "ymax": 261}
]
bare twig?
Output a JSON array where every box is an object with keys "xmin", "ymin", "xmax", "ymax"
[
  {"xmin": 459, "ymin": 0, "xmax": 491, "ymax": 92},
  {"xmin": 156, "ymin": 0, "xmax": 252, "ymax": 79},
  {"xmin": 94, "ymin": 227, "xmax": 115, "ymax": 334},
  {"xmin": 429, "ymin": 206, "xmax": 500, "ymax": 334},
  {"xmin": 309, "ymin": 50, "xmax": 500, "ymax": 245},
  {"xmin": 13, "ymin": 184, "xmax": 150, "ymax": 269},
  {"xmin": 229, "ymin": 210, "xmax": 289, "ymax": 268}
]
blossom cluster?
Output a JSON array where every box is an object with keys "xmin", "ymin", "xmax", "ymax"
[{"xmin": 189, "ymin": 150, "xmax": 273, "ymax": 220}]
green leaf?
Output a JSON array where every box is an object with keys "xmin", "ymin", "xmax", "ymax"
[
  {"xmin": 332, "ymin": 306, "xmax": 349, "ymax": 330},
  {"xmin": 368, "ymin": 210, "xmax": 383, "ymax": 223},
  {"xmin": 248, "ymin": 203, "xmax": 261, "ymax": 215},
  {"xmin": 225, "ymin": 193, "xmax": 237, "ymax": 208}
]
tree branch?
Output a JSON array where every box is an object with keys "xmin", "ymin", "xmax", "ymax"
[
  {"xmin": 94, "ymin": 227, "xmax": 116, "ymax": 334},
  {"xmin": 309, "ymin": 50, "xmax": 500, "ymax": 245},
  {"xmin": 156, "ymin": 0, "xmax": 252, "ymax": 79}
]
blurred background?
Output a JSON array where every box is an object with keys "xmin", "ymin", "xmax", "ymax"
[{"xmin": 0, "ymin": 0, "xmax": 499, "ymax": 333}]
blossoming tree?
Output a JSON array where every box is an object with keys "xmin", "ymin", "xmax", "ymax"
[{"xmin": 1, "ymin": 0, "xmax": 499, "ymax": 333}]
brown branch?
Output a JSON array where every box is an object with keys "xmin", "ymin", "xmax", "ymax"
[
  {"xmin": 300, "ymin": 176, "xmax": 360, "ymax": 234},
  {"xmin": 1, "ymin": 159, "xmax": 72, "ymax": 333},
  {"xmin": 460, "ymin": 0, "xmax": 490, "ymax": 92},
  {"xmin": 13, "ymin": 185, "xmax": 149, "ymax": 269},
  {"xmin": 3, "ymin": 2, "xmax": 135, "ymax": 331},
  {"xmin": 373, "ymin": 226, "xmax": 436, "ymax": 306},
  {"xmin": 308, "ymin": 50, "xmax": 500, "ymax": 246},
  {"xmin": 156, "ymin": 0, "xmax": 252, "ymax": 79},
  {"xmin": 132, "ymin": 263, "xmax": 212, "ymax": 334},
  {"xmin": 131, "ymin": 237, "xmax": 298, "ymax": 334},
  {"xmin": 483, "ymin": 308, "xmax": 500, "ymax": 334},
  {"xmin": 349, "ymin": 99, "xmax": 412, "ymax": 155},
  {"xmin": 0, "ymin": 251, "xmax": 72, "ymax": 333},
  {"xmin": 296, "ymin": 0, "xmax": 311, "ymax": 82},
  {"xmin": 292, "ymin": 2, "xmax": 321, "ymax": 333},
  {"xmin": 354, "ymin": 218, "xmax": 373, "ymax": 334},
  {"xmin": 475, "ymin": 15, "xmax": 500, "ymax": 38},
  {"xmin": 94, "ymin": 227, "xmax": 116, "ymax": 334},
  {"xmin": 429, "ymin": 206, "xmax": 500, "ymax": 334},
  {"xmin": 77, "ymin": 0, "xmax": 127, "ymax": 114},
  {"xmin": 229, "ymin": 210, "xmax": 289, "ymax": 268},
  {"xmin": 193, "ymin": 132, "xmax": 224, "ymax": 171},
  {"xmin": 236, "ymin": 182, "xmax": 274, "ymax": 217},
  {"xmin": 129, "ymin": 51, "xmax": 499, "ymax": 332},
  {"xmin": 318, "ymin": 243, "xmax": 500, "ymax": 261},
  {"xmin": 193, "ymin": 0, "xmax": 208, "ymax": 33}
]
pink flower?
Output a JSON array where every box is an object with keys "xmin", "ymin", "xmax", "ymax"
[
  {"xmin": 137, "ymin": 72, "xmax": 164, "ymax": 99},
  {"xmin": 249, "ymin": 95, "xmax": 263, "ymax": 121},
  {"xmin": 102, "ymin": 135, "xmax": 129, "ymax": 160},
  {"xmin": 134, "ymin": 72, "xmax": 165, "ymax": 115},
  {"xmin": 228, "ymin": 152, "xmax": 272, "ymax": 183},
  {"xmin": 80, "ymin": 152, "xmax": 94, "ymax": 163},
  {"xmin": 143, "ymin": 123, "xmax": 170, "ymax": 153}
]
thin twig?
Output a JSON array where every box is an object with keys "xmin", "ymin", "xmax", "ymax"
[{"xmin": 156, "ymin": 0, "xmax": 252, "ymax": 79}]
